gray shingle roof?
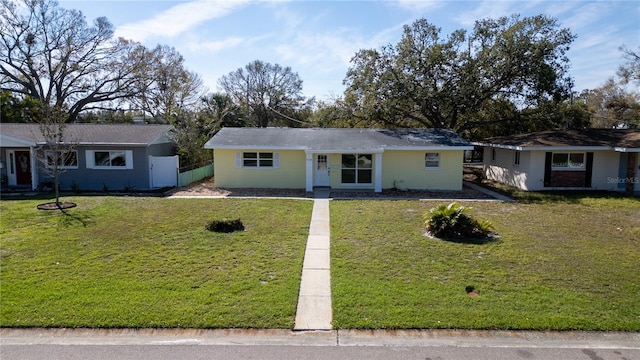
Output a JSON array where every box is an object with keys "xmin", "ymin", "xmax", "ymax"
[
  {"xmin": 205, "ymin": 127, "xmax": 472, "ymax": 151},
  {"xmin": 475, "ymin": 129, "xmax": 640, "ymax": 150},
  {"xmin": 0, "ymin": 123, "xmax": 173, "ymax": 146}
]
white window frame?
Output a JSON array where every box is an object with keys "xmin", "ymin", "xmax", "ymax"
[
  {"xmin": 425, "ymin": 152, "xmax": 440, "ymax": 169},
  {"xmin": 341, "ymin": 153, "xmax": 372, "ymax": 185},
  {"xmin": 86, "ymin": 150, "xmax": 134, "ymax": 170},
  {"xmin": 551, "ymin": 152, "xmax": 585, "ymax": 170},
  {"xmin": 45, "ymin": 150, "xmax": 78, "ymax": 169},
  {"xmin": 235, "ymin": 152, "xmax": 280, "ymax": 169},
  {"xmin": 513, "ymin": 150, "xmax": 521, "ymax": 166}
]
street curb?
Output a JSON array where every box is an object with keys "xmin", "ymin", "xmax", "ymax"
[{"xmin": 2, "ymin": 328, "xmax": 639, "ymax": 348}]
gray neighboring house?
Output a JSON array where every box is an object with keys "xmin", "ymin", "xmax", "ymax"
[
  {"xmin": 474, "ymin": 129, "xmax": 640, "ymax": 195},
  {"xmin": 0, "ymin": 123, "xmax": 178, "ymax": 191}
]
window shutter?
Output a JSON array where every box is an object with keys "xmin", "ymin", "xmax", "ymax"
[
  {"xmin": 543, "ymin": 152, "xmax": 552, "ymax": 187},
  {"xmin": 86, "ymin": 150, "xmax": 94, "ymax": 168},
  {"xmin": 585, "ymin": 152, "xmax": 594, "ymax": 187},
  {"xmin": 273, "ymin": 152, "xmax": 280, "ymax": 168},
  {"xmin": 235, "ymin": 152, "xmax": 242, "ymax": 168}
]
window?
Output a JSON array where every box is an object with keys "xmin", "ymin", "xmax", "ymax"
[
  {"xmin": 86, "ymin": 150, "xmax": 133, "ymax": 169},
  {"xmin": 491, "ymin": 148, "xmax": 496, "ymax": 162},
  {"xmin": 552, "ymin": 152, "xmax": 585, "ymax": 169},
  {"xmin": 425, "ymin": 152, "xmax": 440, "ymax": 169},
  {"xmin": 341, "ymin": 154, "xmax": 372, "ymax": 184},
  {"xmin": 243, "ymin": 152, "xmax": 274, "ymax": 168},
  {"xmin": 513, "ymin": 150, "xmax": 521, "ymax": 166},
  {"xmin": 45, "ymin": 150, "xmax": 78, "ymax": 169}
]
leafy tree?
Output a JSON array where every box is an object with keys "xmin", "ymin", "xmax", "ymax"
[
  {"xmin": 343, "ymin": 15, "xmax": 576, "ymax": 136},
  {"xmin": 169, "ymin": 93, "xmax": 243, "ymax": 167},
  {"xmin": 218, "ymin": 60, "xmax": 306, "ymax": 127},
  {"xmin": 0, "ymin": 91, "xmax": 41, "ymax": 122},
  {"xmin": 0, "ymin": 0, "xmax": 150, "ymax": 122},
  {"xmin": 618, "ymin": 46, "xmax": 640, "ymax": 86},
  {"xmin": 579, "ymin": 79, "xmax": 640, "ymax": 129}
]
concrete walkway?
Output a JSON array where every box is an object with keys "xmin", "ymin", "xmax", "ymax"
[{"xmin": 294, "ymin": 189, "xmax": 332, "ymax": 330}]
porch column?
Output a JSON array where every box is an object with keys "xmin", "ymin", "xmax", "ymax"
[
  {"xmin": 305, "ymin": 152, "xmax": 313, "ymax": 192},
  {"xmin": 30, "ymin": 147, "xmax": 38, "ymax": 191},
  {"xmin": 374, "ymin": 152, "xmax": 382, "ymax": 192}
]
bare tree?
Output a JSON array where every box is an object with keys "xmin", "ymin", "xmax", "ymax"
[
  {"xmin": 618, "ymin": 45, "xmax": 640, "ymax": 86},
  {"xmin": 27, "ymin": 103, "xmax": 76, "ymax": 207},
  {"xmin": 218, "ymin": 60, "xmax": 305, "ymax": 127},
  {"xmin": 133, "ymin": 45, "xmax": 205, "ymax": 123},
  {"xmin": 0, "ymin": 0, "xmax": 150, "ymax": 122}
]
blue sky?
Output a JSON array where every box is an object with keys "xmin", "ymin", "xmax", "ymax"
[{"xmin": 59, "ymin": 0, "xmax": 639, "ymax": 101}]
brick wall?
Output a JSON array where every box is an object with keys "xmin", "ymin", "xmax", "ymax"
[{"xmin": 549, "ymin": 170, "xmax": 587, "ymax": 187}]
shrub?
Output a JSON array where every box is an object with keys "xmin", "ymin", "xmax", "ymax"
[
  {"xmin": 206, "ymin": 218, "xmax": 245, "ymax": 233},
  {"xmin": 424, "ymin": 202, "xmax": 494, "ymax": 239}
]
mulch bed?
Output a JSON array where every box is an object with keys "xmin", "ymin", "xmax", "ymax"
[{"xmin": 37, "ymin": 201, "xmax": 77, "ymax": 210}]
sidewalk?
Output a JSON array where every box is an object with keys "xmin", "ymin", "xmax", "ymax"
[
  {"xmin": 2, "ymin": 328, "xmax": 639, "ymax": 348},
  {"xmin": 294, "ymin": 188, "xmax": 332, "ymax": 330}
]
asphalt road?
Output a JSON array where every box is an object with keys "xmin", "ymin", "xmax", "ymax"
[
  {"xmin": 3, "ymin": 344, "xmax": 640, "ymax": 360},
  {"xmin": 2, "ymin": 328, "xmax": 639, "ymax": 360}
]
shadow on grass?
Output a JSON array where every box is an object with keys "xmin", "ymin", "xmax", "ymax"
[
  {"xmin": 56, "ymin": 207, "xmax": 92, "ymax": 228},
  {"xmin": 438, "ymin": 235, "xmax": 500, "ymax": 245}
]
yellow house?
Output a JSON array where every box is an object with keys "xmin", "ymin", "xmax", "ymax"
[{"xmin": 204, "ymin": 128, "xmax": 473, "ymax": 192}]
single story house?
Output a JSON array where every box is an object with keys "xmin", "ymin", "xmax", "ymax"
[
  {"xmin": 474, "ymin": 129, "xmax": 640, "ymax": 195},
  {"xmin": 0, "ymin": 123, "xmax": 178, "ymax": 191},
  {"xmin": 204, "ymin": 127, "xmax": 473, "ymax": 192}
]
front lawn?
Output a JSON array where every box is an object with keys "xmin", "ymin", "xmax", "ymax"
[
  {"xmin": 331, "ymin": 196, "xmax": 640, "ymax": 330},
  {"xmin": 0, "ymin": 197, "xmax": 312, "ymax": 328}
]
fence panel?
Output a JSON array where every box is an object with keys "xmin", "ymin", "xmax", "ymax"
[{"xmin": 178, "ymin": 163, "xmax": 214, "ymax": 187}]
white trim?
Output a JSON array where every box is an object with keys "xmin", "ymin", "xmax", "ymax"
[
  {"xmin": 374, "ymin": 153, "xmax": 382, "ymax": 192},
  {"xmin": 86, "ymin": 150, "xmax": 134, "ymax": 169},
  {"xmin": 0, "ymin": 134, "xmax": 36, "ymax": 147},
  {"xmin": 44, "ymin": 150, "xmax": 79, "ymax": 170},
  {"xmin": 385, "ymin": 145, "xmax": 474, "ymax": 151},
  {"xmin": 614, "ymin": 147, "xmax": 640, "ymax": 153},
  {"xmin": 551, "ymin": 152, "xmax": 586, "ymax": 171},
  {"xmin": 239, "ymin": 151, "xmax": 279, "ymax": 169},
  {"xmin": 475, "ymin": 142, "xmax": 613, "ymax": 152},
  {"xmin": 424, "ymin": 152, "xmax": 441, "ymax": 170}
]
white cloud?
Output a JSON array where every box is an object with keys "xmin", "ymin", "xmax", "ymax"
[
  {"xmin": 393, "ymin": 0, "xmax": 443, "ymax": 12},
  {"xmin": 114, "ymin": 0, "xmax": 251, "ymax": 42},
  {"xmin": 189, "ymin": 37, "xmax": 245, "ymax": 52},
  {"xmin": 455, "ymin": 1, "xmax": 517, "ymax": 26}
]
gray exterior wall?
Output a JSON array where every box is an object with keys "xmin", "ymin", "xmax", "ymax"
[{"xmin": 38, "ymin": 143, "xmax": 174, "ymax": 191}]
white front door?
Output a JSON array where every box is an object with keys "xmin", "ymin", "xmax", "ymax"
[{"xmin": 314, "ymin": 154, "xmax": 330, "ymax": 187}]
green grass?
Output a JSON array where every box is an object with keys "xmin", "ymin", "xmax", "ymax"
[
  {"xmin": 331, "ymin": 195, "xmax": 640, "ymax": 330},
  {"xmin": 0, "ymin": 196, "xmax": 313, "ymax": 328}
]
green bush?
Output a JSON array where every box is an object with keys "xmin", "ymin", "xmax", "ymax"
[
  {"xmin": 424, "ymin": 202, "xmax": 494, "ymax": 239},
  {"xmin": 205, "ymin": 218, "xmax": 245, "ymax": 233}
]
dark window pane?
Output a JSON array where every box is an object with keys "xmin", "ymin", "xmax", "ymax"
[
  {"xmin": 358, "ymin": 154, "xmax": 372, "ymax": 168},
  {"xmin": 342, "ymin": 169, "xmax": 356, "ymax": 183},
  {"xmin": 552, "ymin": 153, "xmax": 568, "ymax": 167},
  {"xmin": 342, "ymin": 154, "xmax": 356, "ymax": 168},
  {"xmin": 259, "ymin": 153, "xmax": 273, "ymax": 159},
  {"xmin": 358, "ymin": 169, "xmax": 372, "ymax": 183},
  {"xmin": 259, "ymin": 159, "xmax": 273, "ymax": 167},
  {"xmin": 95, "ymin": 152, "xmax": 110, "ymax": 166},
  {"xmin": 111, "ymin": 151, "xmax": 126, "ymax": 166},
  {"xmin": 569, "ymin": 153, "xmax": 584, "ymax": 167},
  {"xmin": 244, "ymin": 159, "xmax": 258, "ymax": 167}
]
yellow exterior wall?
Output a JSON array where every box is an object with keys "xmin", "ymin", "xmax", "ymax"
[
  {"xmin": 381, "ymin": 150, "xmax": 464, "ymax": 190},
  {"xmin": 213, "ymin": 149, "xmax": 306, "ymax": 188},
  {"xmin": 214, "ymin": 149, "xmax": 465, "ymax": 190}
]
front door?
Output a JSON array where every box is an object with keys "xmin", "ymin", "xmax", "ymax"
[
  {"xmin": 15, "ymin": 150, "xmax": 32, "ymax": 186},
  {"xmin": 314, "ymin": 154, "xmax": 330, "ymax": 187}
]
